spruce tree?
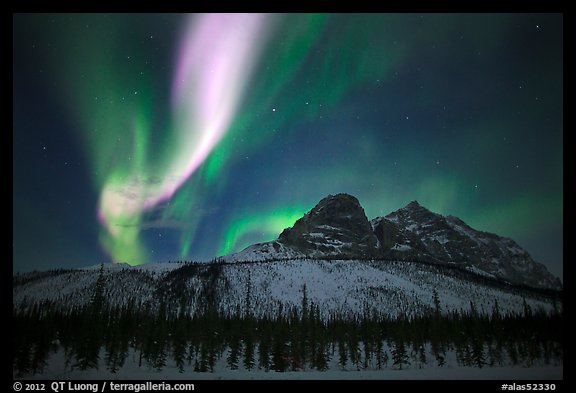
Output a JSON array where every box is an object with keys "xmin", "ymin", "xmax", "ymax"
[{"xmin": 391, "ymin": 338, "xmax": 410, "ymax": 370}]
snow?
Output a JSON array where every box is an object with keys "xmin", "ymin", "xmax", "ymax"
[
  {"xmin": 14, "ymin": 259, "xmax": 560, "ymax": 321},
  {"xmin": 392, "ymin": 244, "xmax": 413, "ymax": 251},
  {"xmin": 316, "ymin": 224, "xmax": 340, "ymax": 231},
  {"xmin": 507, "ymin": 245, "xmax": 525, "ymax": 256},
  {"xmin": 445, "ymin": 219, "xmax": 487, "ymax": 246},
  {"xmin": 465, "ymin": 266, "xmax": 497, "ymax": 279},
  {"xmin": 133, "ymin": 262, "xmax": 182, "ymax": 273},
  {"xmin": 78, "ymin": 262, "xmax": 181, "ymax": 273},
  {"xmin": 429, "ymin": 234, "xmax": 450, "ymax": 245},
  {"xmin": 19, "ymin": 347, "xmax": 562, "ymax": 380},
  {"xmin": 405, "ymin": 223, "xmax": 419, "ymax": 233},
  {"xmin": 385, "ymin": 215, "xmax": 399, "ymax": 224},
  {"xmin": 79, "ymin": 262, "xmax": 133, "ymax": 271},
  {"xmin": 222, "ymin": 241, "xmax": 302, "ymax": 262},
  {"xmin": 14, "ymin": 258, "xmax": 563, "ymax": 380}
]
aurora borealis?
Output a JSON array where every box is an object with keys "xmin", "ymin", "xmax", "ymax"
[{"xmin": 13, "ymin": 13, "xmax": 563, "ymax": 280}]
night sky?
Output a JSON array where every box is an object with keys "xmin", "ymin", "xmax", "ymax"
[{"xmin": 13, "ymin": 13, "xmax": 563, "ymax": 281}]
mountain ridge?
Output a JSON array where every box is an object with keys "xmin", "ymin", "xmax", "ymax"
[{"xmin": 224, "ymin": 193, "xmax": 561, "ymax": 291}]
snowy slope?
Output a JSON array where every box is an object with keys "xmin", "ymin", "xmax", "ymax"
[
  {"xmin": 213, "ymin": 260, "xmax": 558, "ymax": 320},
  {"xmin": 222, "ymin": 241, "xmax": 303, "ymax": 262},
  {"xmin": 13, "ymin": 259, "xmax": 560, "ymax": 321}
]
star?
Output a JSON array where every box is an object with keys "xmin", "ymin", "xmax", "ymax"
[{"xmin": 12, "ymin": 13, "xmax": 563, "ymax": 281}]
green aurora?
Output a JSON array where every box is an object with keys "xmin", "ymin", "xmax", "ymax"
[{"xmin": 13, "ymin": 13, "xmax": 563, "ymax": 280}]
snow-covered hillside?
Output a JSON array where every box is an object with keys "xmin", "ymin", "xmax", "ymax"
[
  {"xmin": 13, "ymin": 259, "xmax": 560, "ymax": 321},
  {"xmin": 13, "ymin": 258, "xmax": 562, "ymax": 379}
]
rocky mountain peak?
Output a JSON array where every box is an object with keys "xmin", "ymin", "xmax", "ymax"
[
  {"xmin": 311, "ymin": 193, "xmax": 363, "ymax": 215},
  {"xmin": 406, "ymin": 200, "xmax": 422, "ymax": 209},
  {"xmin": 278, "ymin": 193, "xmax": 378, "ymax": 258},
  {"xmin": 226, "ymin": 194, "xmax": 561, "ymax": 291},
  {"xmin": 392, "ymin": 199, "xmax": 437, "ymax": 217}
]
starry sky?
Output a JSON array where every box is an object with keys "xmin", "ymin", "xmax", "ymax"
[{"xmin": 13, "ymin": 13, "xmax": 563, "ymax": 281}]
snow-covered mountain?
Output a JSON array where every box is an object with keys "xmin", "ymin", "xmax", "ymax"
[
  {"xmin": 376, "ymin": 201, "xmax": 562, "ymax": 290},
  {"xmin": 224, "ymin": 194, "xmax": 561, "ymax": 291},
  {"xmin": 13, "ymin": 193, "xmax": 561, "ymax": 322},
  {"xmin": 278, "ymin": 193, "xmax": 378, "ymax": 258}
]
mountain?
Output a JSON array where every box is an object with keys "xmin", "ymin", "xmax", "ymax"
[
  {"xmin": 12, "ymin": 193, "xmax": 563, "ymax": 378},
  {"xmin": 278, "ymin": 194, "xmax": 378, "ymax": 258},
  {"xmin": 375, "ymin": 201, "xmax": 561, "ymax": 290},
  {"xmin": 225, "ymin": 194, "xmax": 561, "ymax": 291},
  {"xmin": 222, "ymin": 194, "xmax": 378, "ymax": 261},
  {"xmin": 12, "ymin": 193, "xmax": 562, "ymax": 320}
]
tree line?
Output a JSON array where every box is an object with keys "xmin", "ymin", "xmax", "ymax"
[{"xmin": 13, "ymin": 266, "xmax": 562, "ymax": 376}]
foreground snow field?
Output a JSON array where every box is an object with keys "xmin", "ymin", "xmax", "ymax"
[{"xmin": 22, "ymin": 349, "xmax": 561, "ymax": 380}]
